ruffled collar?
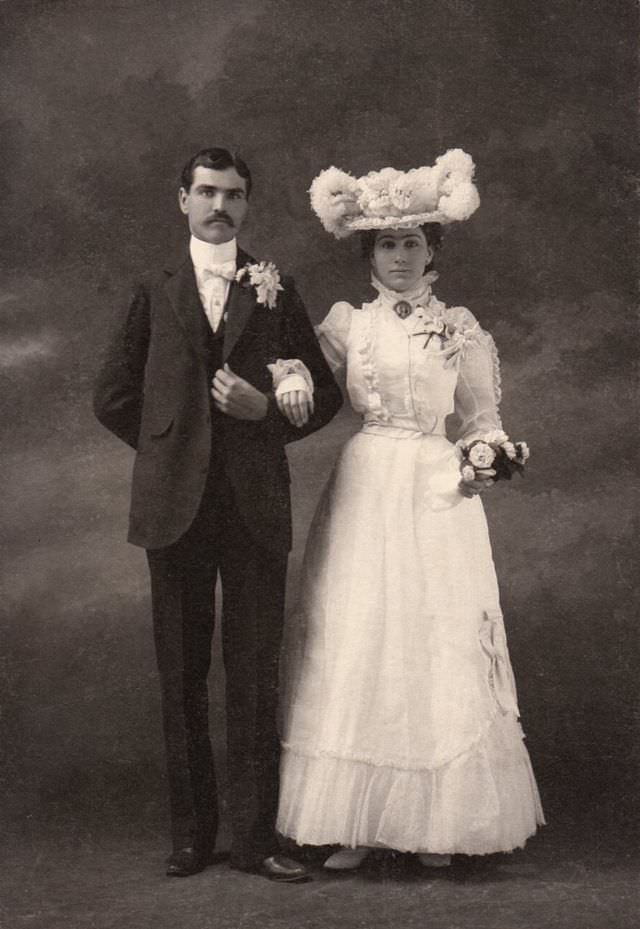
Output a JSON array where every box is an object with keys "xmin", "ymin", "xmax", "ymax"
[{"xmin": 370, "ymin": 270, "xmax": 439, "ymax": 309}]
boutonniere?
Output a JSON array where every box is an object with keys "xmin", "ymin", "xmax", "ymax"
[{"xmin": 235, "ymin": 261, "xmax": 284, "ymax": 309}]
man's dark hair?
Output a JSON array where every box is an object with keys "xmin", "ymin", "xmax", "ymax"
[
  {"xmin": 180, "ymin": 148, "xmax": 252, "ymax": 198},
  {"xmin": 360, "ymin": 222, "xmax": 443, "ymax": 272}
]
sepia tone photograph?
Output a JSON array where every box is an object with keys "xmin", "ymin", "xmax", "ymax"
[{"xmin": 0, "ymin": 1, "xmax": 637, "ymax": 927}]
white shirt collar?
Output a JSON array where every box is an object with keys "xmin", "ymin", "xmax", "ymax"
[{"xmin": 189, "ymin": 235, "xmax": 237, "ymax": 269}]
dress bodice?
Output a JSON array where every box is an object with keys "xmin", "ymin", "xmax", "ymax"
[{"xmin": 316, "ymin": 282, "xmax": 502, "ymax": 442}]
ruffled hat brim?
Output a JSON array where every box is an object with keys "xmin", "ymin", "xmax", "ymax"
[{"xmin": 344, "ymin": 211, "xmax": 449, "ymax": 231}]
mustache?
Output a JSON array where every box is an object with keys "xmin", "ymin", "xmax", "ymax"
[{"xmin": 207, "ymin": 212, "xmax": 234, "ymax": 225}]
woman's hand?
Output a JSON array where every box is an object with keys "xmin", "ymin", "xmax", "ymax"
[
  {"xmin": 459, "ymin": 469, "xmax": 496, "ymax": 498},
  {"xmin": 276, "ymin": 389, "xmax": 314, "ymax": 428}
]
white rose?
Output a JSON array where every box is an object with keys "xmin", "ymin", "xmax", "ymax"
[
  {"xmin": 468, "ymin": 442, "xmax": 496, "ymax": 469},
  {"xmin": 460, "ymin": 464, "xmax": 476, "ymax": 483}
]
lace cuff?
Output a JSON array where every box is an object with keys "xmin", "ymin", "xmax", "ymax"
[{"xmin": 267, "ymin": 358, "xmax": 314, "ymax": 397}]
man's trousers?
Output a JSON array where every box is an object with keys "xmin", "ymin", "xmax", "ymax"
[{"xmin": 146, "ymin": 464, "xmax": 288, "ymax": 870}]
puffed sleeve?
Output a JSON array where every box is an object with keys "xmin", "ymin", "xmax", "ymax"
[
  {"xmin": 314, "ymin": 301, "xmax": 354, "ymax": 372},
  {"xmin": 453, "ymin": 308, "xmax": 503, "ymax": 442}
]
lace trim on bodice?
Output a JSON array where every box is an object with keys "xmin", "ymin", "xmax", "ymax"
[
  {"xmin": 358, "ymin": 301, "xmax": 391, "ymax": 423},
  {"xmin": 488, "ymin": 333, "xmax": 502, "ymax": 407}
]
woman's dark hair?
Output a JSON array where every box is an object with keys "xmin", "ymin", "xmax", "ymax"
[
  {"xmin": 360, "ymin": 222, "xmax": 443, "ymax": 272},
  {"xmin": 180, "ymin": 147, "xmax": 252, "ymax": 198}
]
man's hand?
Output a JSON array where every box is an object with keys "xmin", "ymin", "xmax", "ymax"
[
  {"xmin": 276, "ymin": 389, "xmax": 314, "ymax": 428},
  {"xmin": 459, "ymin": 469, "xmax": 496, "ymax": 498},
  {"xmin": 212, "ymin": 364, "xmax": 268, "ymax": 421}
]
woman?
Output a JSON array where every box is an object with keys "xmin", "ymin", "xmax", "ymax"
[{"xmin": 275, "ymin": 151, "xmax": 544, "ymax": 870}]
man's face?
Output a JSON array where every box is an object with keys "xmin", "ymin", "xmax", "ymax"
[{"xmin": 179, "ymin": 165, "xmax": 249, "ymax": 244}]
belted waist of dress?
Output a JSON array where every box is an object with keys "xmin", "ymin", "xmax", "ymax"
[{"xmin": 361, "ymin": 416, "xmax": 448, "ymax": 439}]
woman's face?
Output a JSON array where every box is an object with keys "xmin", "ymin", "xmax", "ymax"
[{"xmin": 371, "ymin": 228, "xmax": 432, "ymax": 292}]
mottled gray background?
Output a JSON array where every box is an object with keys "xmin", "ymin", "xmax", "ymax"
[{"xmin": 1, "ymin": 0, "xmax": 637, "ymax": 853}]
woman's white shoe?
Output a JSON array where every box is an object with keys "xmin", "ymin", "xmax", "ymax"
[
  {"xmin": 417, "ymin": 853, "xmax": 452, "ymax": 868},
  {"xmin": 323, "ymin": 847, "xmax": 370, "ymax": 870}
]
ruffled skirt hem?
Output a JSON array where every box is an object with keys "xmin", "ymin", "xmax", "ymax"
[{"xmin": 277, "ymin": 712, "xmax": 545, "ymax": 855}]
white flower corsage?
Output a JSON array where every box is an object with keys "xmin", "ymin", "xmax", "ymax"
[
  {"xmin": 458, "ymin": 434, "xmax": 529, "ymax": 484},
  {"xmin": 236, "ymin": 261, "xmax": 284, "ymax": 309},
  {"xmin": 414, "ymin": 315, "xmax": 480, "ymax": 368}
]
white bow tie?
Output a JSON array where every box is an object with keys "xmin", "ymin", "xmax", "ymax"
[{"xmin": 201, "ymin": 262, "xmax": 236, "ymax": 282}]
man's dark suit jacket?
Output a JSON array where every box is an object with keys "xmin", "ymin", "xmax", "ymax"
[{"xmin": 94, "ymin": 247, "xmax": 343, "ymax": 553}]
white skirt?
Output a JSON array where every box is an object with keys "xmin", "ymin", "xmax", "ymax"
[{"xmin": 277, "ymin": 429, "xmax": 544, "ymax": 854}]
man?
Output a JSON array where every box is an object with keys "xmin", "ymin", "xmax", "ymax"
[{"xmin": 94, "ymin": 148, "xmax": 342, "ymax": 880}]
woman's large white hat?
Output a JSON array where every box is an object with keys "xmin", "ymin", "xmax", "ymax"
[{"xmin": 309, "ymin": 149, "xmax": 479, "ymax": 239}]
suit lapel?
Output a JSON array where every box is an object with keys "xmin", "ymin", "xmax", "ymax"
[
  {"xmin": 164, "ymin": 256, "xmax": 210, "ymax": 364},
  {"xmin": 223, "ymin": 248, "xmax": 258, "ymax": 362}
]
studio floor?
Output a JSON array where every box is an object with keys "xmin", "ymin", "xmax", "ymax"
[{"xmin": 1, "ymin": 823, "xmax": 636, "ymax": 929}]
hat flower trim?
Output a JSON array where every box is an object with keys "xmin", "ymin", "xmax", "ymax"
[{"xmin": 309, "ymin": 149, "xmax": 479, "ymax": 238}]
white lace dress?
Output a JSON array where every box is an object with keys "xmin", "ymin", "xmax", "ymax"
[{"xmin": 277, "ymin": 276, "xmax": 545, "ymax": 854}]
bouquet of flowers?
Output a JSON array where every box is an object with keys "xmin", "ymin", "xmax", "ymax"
[{"xmin": 458, "ymin": 431, "xmax": 529, "ymax": 484}]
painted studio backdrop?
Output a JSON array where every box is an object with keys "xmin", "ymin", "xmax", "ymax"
[{"xmin": 1, "ymin": 0, "xmax": 636, "ymax": 844}]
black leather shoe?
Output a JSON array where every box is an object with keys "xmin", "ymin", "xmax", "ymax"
[
  {"xmin": 166, "ymin": 846, "xmax": 215, "ymax": 877},
  {"xmin": 259, "ymin": 854, "xmax": 311, "ymax": 883}
]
